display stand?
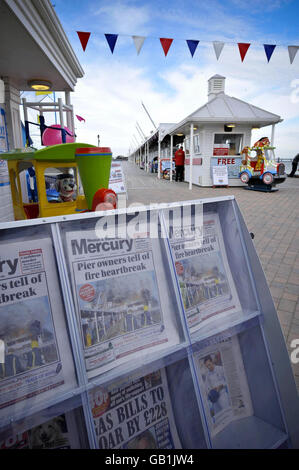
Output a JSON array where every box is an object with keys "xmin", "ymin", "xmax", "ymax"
[{"xmin": 0, "ymin": 195, "xmax": 298, "ymax": 449}]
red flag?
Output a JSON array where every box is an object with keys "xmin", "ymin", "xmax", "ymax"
[
  {"xmin": 76, "ymin": 115, "xmax": 86, "ymax": 122},
  {"xmin": 238, "ymin": 43, "xmax": 251, "ymax": 62},
  {"xmin": 77, "ymin": 31, "xmax": 91, "ymax": 51},
  {"xmin": 160, "ymin": 38, "xmax": 173, "ymax": 57}
]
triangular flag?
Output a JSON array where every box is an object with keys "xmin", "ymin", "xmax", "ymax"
[
  {"xmin": 213, "ymin": 41, "xmax": 225, "ymax": 60},
  {"xmin": 132, "ymin": 35, "xmax": 146, "ymax": 55},
  {"xmin": 105, "ymin": 34, "xmax": 118, "ymax": 54},
  {"xmin": 160, "ymin": 38, "xmax": 173, "ymax": 57},
  {"xmin": 238, "ymin": 43, "xmax": 251, "ymax": 62},
  {"xmin": 77, "ymin": 31, "xmax": 91, "ymax": 51},
  {"xmin": 288, "ymin": 45, "xmax": 299, "ymax": 64},
  {"xmin": 264, "ymin": 44, "xmax": 276, "ymax": 62},
  {"xmin": 76, "ymin": 115, "xmax": 86, "ymax": 123},
  {"xmin": 186, "ymin": 40, "xmax": 199, "ymax": 57}
]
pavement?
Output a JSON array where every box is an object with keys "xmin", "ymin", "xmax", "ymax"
[{"xmin": 122, "ymin": 162, "xmax": 299, "ymax": 391}]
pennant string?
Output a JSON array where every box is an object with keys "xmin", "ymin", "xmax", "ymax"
[{"xmin": 105, "ymin": 34, "xmax": 118, "ymax": 54}]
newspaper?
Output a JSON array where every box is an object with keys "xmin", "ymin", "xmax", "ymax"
[
  {"xmin": 109, "ymin": 161, "xmax": 126, "ymax": 194},
  {"xmin": 89, "ymin": 368, "xmax": 181, "ymax": 449},
  {"xmin": 0, "ymin": 411, "xmax": 82, "ymax": 449},
  {"xmin": 169, "ymin": 212, "xmax": 241, "ymax": 333},
  {"xmin": 193, "ymin": 335, "xmax": 253, "ymax": 437},
  {"xmin": 0, "ymin": 238, "xmax": 76, "ymax": 418},
  {"xmin": 66, "ymin": 232, "xmax": 180, "ymax": 378}
]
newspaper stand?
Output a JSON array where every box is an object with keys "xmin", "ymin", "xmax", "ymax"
[{"xmin": 0, "ymin": 195, "xmax": 298, "ymax": 449}]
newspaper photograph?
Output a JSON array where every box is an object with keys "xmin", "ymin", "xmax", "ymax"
[
  {"xmin": 0, "ymin": 238, "xmax": 76, "ymax": 418},
  {"xmin": 0, "ymin": 411, "xmax": 82, "ymax": 449},
  {"xmin": 89, "ymin": 368, "xmax": 181, "ymax": 449},
  {"xmin": 193, "ymin": 336, "xmax": 253, "ymax": 437},
  {"xmin": 169, "ymin": 212, "xmax": 241, "ymax": 333},
  {"xmin": 66, "ymin": 231, "xmax": 180, "ymax": 378}
]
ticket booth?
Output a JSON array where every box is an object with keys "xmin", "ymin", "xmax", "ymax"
[{"xmin": 166, "ymin": 75, "xmax": 282, "ymax": 188}]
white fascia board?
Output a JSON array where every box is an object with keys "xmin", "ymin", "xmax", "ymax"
[{"xmin": 5, "ymin": 0, "xmax": 84, "ymax": 90}]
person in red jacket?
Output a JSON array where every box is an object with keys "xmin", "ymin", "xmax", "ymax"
[{"xmin": 174, "ymin": 146, "xmax": 185, "ymax": 182}]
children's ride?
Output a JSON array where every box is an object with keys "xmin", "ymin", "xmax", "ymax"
[
  {"xmin": 0, "ymin": 143, "xmax": 115, "ymax": 220},
  {"xmin": 239, "ymin": 137, "xmax": 286, "ymax": 191}
]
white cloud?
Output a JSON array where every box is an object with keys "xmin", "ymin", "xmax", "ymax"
[{"xmin": 94, "ymin": 1, "xmax": 152, "ymax": 35}]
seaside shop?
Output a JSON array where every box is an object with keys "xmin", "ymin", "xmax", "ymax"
[{"xmin": 130, "ymin": 75, "xmax": 282, "ymax": 189}]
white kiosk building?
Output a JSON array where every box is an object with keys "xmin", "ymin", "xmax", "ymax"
[{"xmin": 130, "ymin": 75, "xmax": 282, "ymax": 189}]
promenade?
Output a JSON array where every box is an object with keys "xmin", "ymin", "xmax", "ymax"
[{"xmin": 123, "ymin": 162, "xmax": 299, "ymax": 392}]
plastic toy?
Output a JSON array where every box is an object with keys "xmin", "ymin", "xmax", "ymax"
[
  {"xmin": 239, "ymin": 137, "xmax": 286, "ymax": 191},
  {"xmin": 0, "ymin": 143, "xmax": 113, "ymax": 220}
]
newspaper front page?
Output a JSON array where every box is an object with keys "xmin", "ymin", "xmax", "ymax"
[
  {"xmin": 193, "ymin": 336, "xmax": 253, "ymax": 437},
  {"xmin": 0, "ymin": 238, "xmax": 76, "ymax": 418},
  {"xmin": 0, "ymin": 411, "xmax": 82, "ymax": 449},
  {"xmin": 169, "ymin": 212, "xmax": 241, "ymax": 333},
  {"xmin": 89, "ymin": 368, "xmax": 181, "ymax": 449},
  {"xmin": 66, "ymin": 231, "xmax": 180, "ymax": 378}
]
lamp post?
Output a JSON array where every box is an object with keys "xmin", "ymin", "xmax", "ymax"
[{"xmin": 97, "ymin": 134, "xmax": 100, "ymax": 146}]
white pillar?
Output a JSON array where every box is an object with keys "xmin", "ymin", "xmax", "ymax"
[
  {"xmin": 271, "ymin": 124, "xmax": 275, "ymax": 146},
  {"xmin": 170, "ymin": 134, "xmax": 173, "ymax": 182},
  {"xmin": 189, "ymin": 122, "xmax": 194, "ymax": 190},
  {"xmin": 158, "ymin": 140, "xmax": 161, "ymax": 179},
  {"xmin": 4, "ymin": 77, "xmax": 23, "ymax": 149},
  {"xmin": 65, "ymin": 91, "xmax": 73, "ymax": 132}
]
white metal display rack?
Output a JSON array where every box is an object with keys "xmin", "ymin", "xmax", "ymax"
[{"xmin": 0, "ymin": 195, "xmax": 298, "ymax": 449}]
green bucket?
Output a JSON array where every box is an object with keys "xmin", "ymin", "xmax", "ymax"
[{"xmin": 75, "ymin": 147, "xmax": 112, "ymax": 209}]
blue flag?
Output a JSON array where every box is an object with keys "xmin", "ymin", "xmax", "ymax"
[
  {"xmin": 186, "ymin": 40, "xmax": 199, "ymax": 57},
  {"xmin": 105, "ymin": 34, "xmax": 118, "ymax": 54},
  {"xmin": 264, "ymin": 44, "xmax": 276, "ymax": 62}
]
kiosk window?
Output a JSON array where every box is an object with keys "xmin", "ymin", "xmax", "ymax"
[{"xmin": 214, "ymin": 134, "xmax": 243, "ymax": 155}]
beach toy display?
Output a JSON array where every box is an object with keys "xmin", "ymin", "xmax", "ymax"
[{"xmin": 75, "ymin": 147, "xmax": 112, "ymax": 210}]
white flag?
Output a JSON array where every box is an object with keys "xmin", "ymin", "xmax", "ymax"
[
  {"xmin": 132, "ymin": 35, "xmax": 146, "ymax": 55},
  {"xmin": 213, "ymin": 41, "xmax": 225, "ymax": 60},
  {"xmin": 288, "ymin": 45, "xmax": 299, "ymax": 64}
]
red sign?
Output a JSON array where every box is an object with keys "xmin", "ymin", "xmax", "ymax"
[
  {"xmin": 79, "ymin": 284, "xmax": 96, "ymax": 302},
  {"xmin": 213, "ymin": 147, "xmax": 229, "ymax": 156},
  {"xmin": 185, "ymin": 158, "xmax": 202, "ymax": 165},
  {"xmin": 175, "ymin": 262, "xmax": 184, "ymax": 275}
]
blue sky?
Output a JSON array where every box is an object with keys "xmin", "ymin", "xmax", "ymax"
[{"xmin": 50, "ymin": 0, "xmax": 299, "ymax": 157}]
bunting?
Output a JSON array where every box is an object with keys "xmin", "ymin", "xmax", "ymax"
[
  {"xmin": 77, "ymin": 31, "xmax": 91, "ymax": 51},
  {"xmin": 160, "ymin": 38, "xmax": 173, "ymax": 57},
  {"xmin": 75, "ymin": 31, "xmax": 298, "ymax": 64},
  {"xmin": 288, "ymin": 45, "xmax": 299, "ymax": 64},
  {"xmin": 132, "ymin": 35, "xmax": 146, "ymax": 55},
  {"xmin": 76, "ymin": 115, "xmax": 86, "ymax": 122},
  {"xmin": 264, "ymin": 44, "xmax": 276, "ymax": 62},
  {"xmin": 213, "ymin": 41, "xmax": 225, "ymax": 60},
  {"xmin": 186, "ymin": 40, "xmax": 199, "ymax": 57},
  {"xmin": 238, "ymin": 43, "xmax": 251, "ymax": 62},
  {"xmin": 105, "ymin": 34, "xmax": 118, "ymax": 54}
]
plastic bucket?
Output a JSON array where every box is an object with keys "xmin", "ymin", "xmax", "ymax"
[{"xmin": 75, "ymin": 147, "xmax": 112, "ymax": 209}]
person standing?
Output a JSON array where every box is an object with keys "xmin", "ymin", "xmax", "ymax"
[
  {"xmin": 174, "ymin": 146, "xmax": 185, "ymax": 182},
  {"xmin": 288, "ymin": 153, "xmax": 299, "ymax": 177}
]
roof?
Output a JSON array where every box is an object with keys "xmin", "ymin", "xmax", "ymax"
[
  {"xmin": 168, "ymin": 93, "xmax": 282, "ymax": 135},
  {"xmin": 0, "ymin": 0, "xmax": 84, "ymax": 91}
]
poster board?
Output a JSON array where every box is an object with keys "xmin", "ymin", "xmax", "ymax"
[{"xmin": 212, "ymin": 165, "xmax": 228, "ymax": 186}]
